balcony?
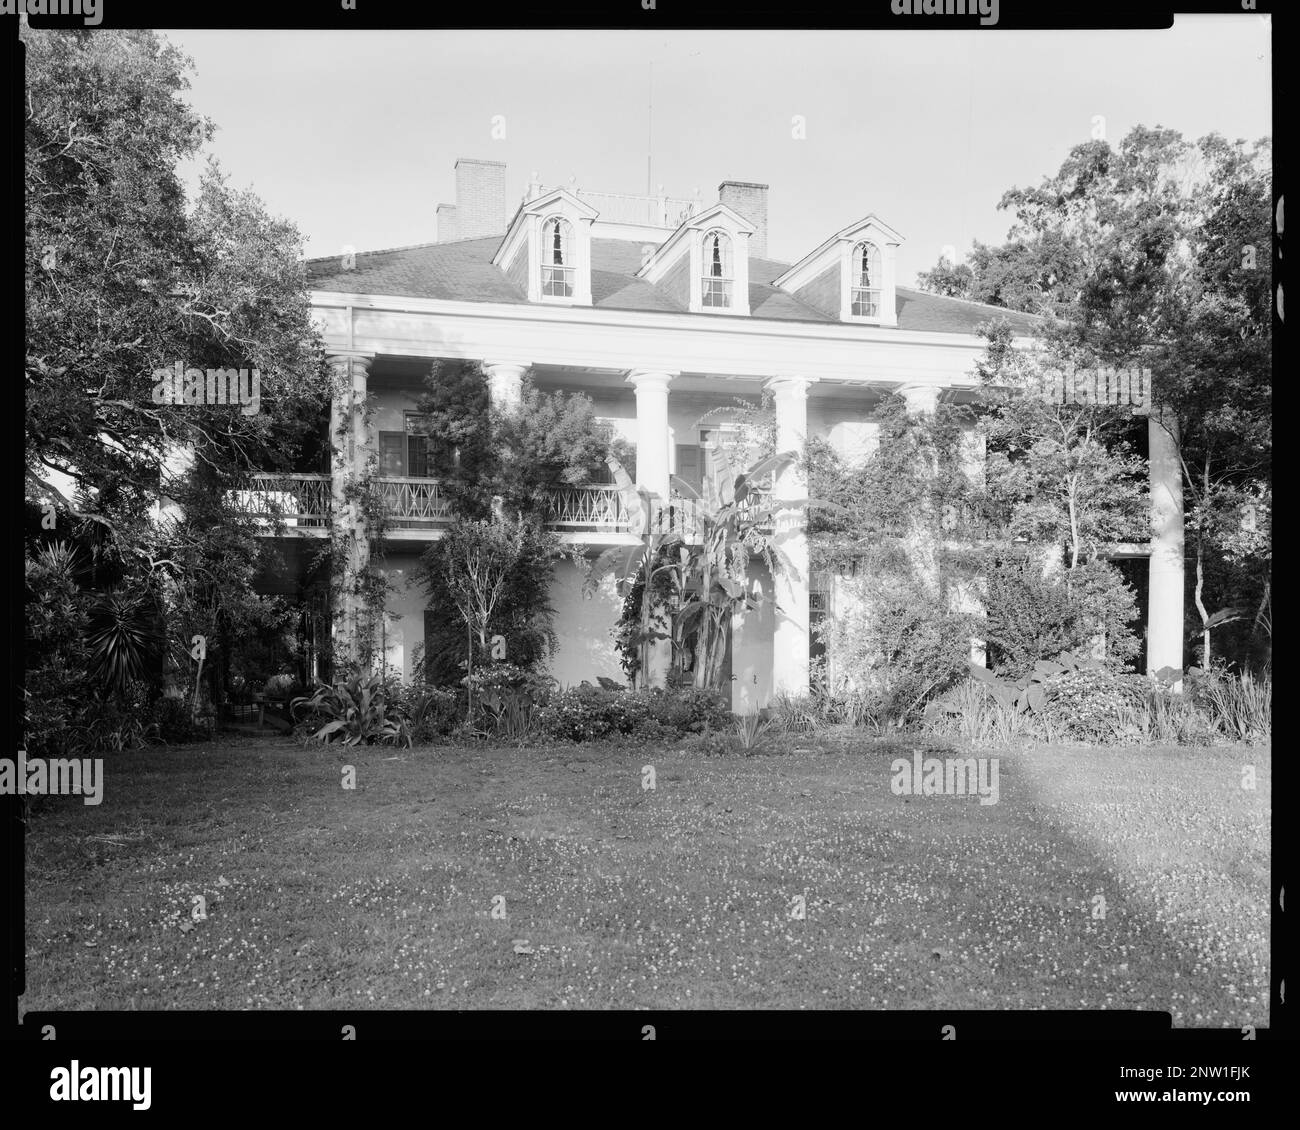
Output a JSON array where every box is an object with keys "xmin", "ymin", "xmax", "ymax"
[
  {"xmin": 377, "ymin": 476, "xmax": 452, "ymax": 529},
  {"xmin": 228, "ymin": 473, "xmax": 332, "ymax": 532},
  {"xmin": 546, "ymin": 484, "xmax": 630, "ymax": 532}
]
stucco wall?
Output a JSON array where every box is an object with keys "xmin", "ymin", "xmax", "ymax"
[{"xmin": 376, "ymin": 551, "xmax": 427, "ymax": 682}]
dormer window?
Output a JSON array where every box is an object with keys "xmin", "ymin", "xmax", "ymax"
[
  {"xmin": 493, "ymin": 188, "xmax": 596, "ymax": 305},
  {"xmin": 850, "ymin": 242, "xmax": 881, "ymax": 318},
  {"xmin": 541, "ymin": 216, "xmax": 573, "ymax": 297},
  {"xmin": 770, "ymin": 215, "xmax": 902, "ymax": 327},
  {"xmin": 701, "ymin": 230, "xmax": 734, "ymax": 309}
]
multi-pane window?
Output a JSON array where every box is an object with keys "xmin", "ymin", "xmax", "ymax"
[
  {"xmin": 541, "ymin": 216, "xmax": 574, "ymax": 297},
  {"xmin": 701, "ymin": 230, "xmax": 733, "ymax": 308},
  {"xmin": 850, "ymin": 241, "xmax": 882, "ymax": 318},
  {"xmin": 378, "ymin": 413, "xmax": 433, "ymax": 477}
]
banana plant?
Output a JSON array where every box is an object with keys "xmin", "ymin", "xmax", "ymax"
[{"xmin": 583, "ymin": 455, "xmax": 685, "ymax": 689}]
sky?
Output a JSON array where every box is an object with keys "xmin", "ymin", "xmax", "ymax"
[{"xmin": 160, "ymin": 18, "xmax": 1271, "ymax": 286}]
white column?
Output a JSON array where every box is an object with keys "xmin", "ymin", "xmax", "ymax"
[
  {"xmin": 768, "ymin": 376, "xmax": 815, "ymax": 699},
  {"xmin": 482, "ymin": 359, "xmax": 528, "ymax": 412},
  {"xmin": 1148, "ymin": 407, "xmax": 1184, "ymax": 685},
  {"xmin": 327, "ymin": 352, "xmax": 373, "ymax": 674},
  {"xmin": 625, "ymin": 369, "xmax": 677, "ymax": 688},
  {"xmin": 626, "ymin": 369, "xmax": 675, "ymax": 499}
]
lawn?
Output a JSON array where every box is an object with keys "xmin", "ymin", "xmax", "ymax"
[{"xmin": 20, "ymin": 733, "xmax": 1270, "ymax": 1021}]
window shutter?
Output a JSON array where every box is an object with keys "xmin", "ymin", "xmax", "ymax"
[{"xmin": 675, "ymin": 444, "xmax": 701, "ymax": 495}]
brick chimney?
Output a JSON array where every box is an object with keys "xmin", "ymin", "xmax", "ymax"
[
  {"xmin": 435, "ymin": 203, "xmax": 459, "ymax": 242},
  {"xmin": 452, "ymin": 158, "xmax": 507, "ymax": 240},
  {"xmin": 719, "ymin": 180, "xmax": 769, "ymax": 259}
]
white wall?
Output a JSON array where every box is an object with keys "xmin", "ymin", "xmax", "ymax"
[
  {"xmin": 548, "ymin": 556, "xmax": 626, "ymax": 687},
  {"xmin": 377, "ymin": 552, "xmax": 426, "ymax": 682}
]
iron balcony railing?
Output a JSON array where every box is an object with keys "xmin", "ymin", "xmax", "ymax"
[
  {"xmin": 377, "ymin": 476, "xmax": 453, "ymax": 528},
  {"xmin": 231, "ymin": 476, "xmax": 795, "ymax": 542},
  {"xmin": 546, "ymin": 484, "xmax": 630, "ymax": 530},
  {"xmin": 228, "ymin": 473, "xmax": 332, "ymax": 528}
]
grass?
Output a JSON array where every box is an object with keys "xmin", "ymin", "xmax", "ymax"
[{"xmin": 21, "ymin": 734, "xmax": 1269, "ymax": 1021}]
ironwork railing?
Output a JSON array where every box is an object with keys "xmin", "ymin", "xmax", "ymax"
[
  {"xmin": 229, "ymin": 473, "xmax": 332, "ymax": 528},
  {"xmin": 377, "ymin": 476, "xmax": 452, "ymax": 529},
  {"xmin": 546, "ymin": 484, "xmax": 630, "ymax": 530}
]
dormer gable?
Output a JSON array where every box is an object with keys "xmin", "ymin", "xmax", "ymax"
[
  {"xmin": 635, "ymin": 201, "xmax": 754, "ymax": 316},
  {"xmin": 493, "ymin": 187, "xmax": 598, "ymax": 305},
  {"xmin": 773, "ymin": 215, "xmax": 904, "ymax": 327}
]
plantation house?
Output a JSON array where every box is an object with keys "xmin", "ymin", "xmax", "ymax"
[{"xmin": 242, "ymin": 157, "xmax": 1183, "ymax": 710}]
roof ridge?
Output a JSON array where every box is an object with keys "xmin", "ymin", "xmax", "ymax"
[{"xmin": 304, "ymin": 234, "xmax": 506, "ymax": 265}]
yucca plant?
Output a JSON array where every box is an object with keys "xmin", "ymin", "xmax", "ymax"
[
  {"xmin": 733, "ymin": 711, "xmax": 772, "ymax": 753},
  {"xmin": 85, "ymin": 589, "xmax": 164, "ymax": 698}
]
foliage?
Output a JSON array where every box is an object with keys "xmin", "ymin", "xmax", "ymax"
[
  {"xmin": 24, "ymin": 25, "xmax": 324, "ymax": 546},
  {"xmin": 732, "ymin": 712, "xmax": 773, "ymax": 753},
  {"xmin": 921, "ymin": 126, "xmax": 1272, "ymax": 672},
  {"xmin": 823, "ymin": 576, "xmax": 975, "ymax": 727},
  {"xmin": 419, "ymin": 515, "xmax": 558, "ymax": 692},
  {"xmin": 1038, "ymin": 667, "xmax": 1147, "ymax": 743},
  {"xmin": 84, "ymin": 589, "xmax": 166, "ymax": 698},
  {"xmin": 24, "ymin": 542, "xmax": 94, "ymax": 758},
  {"xmin": 149, "ymin": 696, "xmax": 209, "ymax": 745},
  {"xmin": 982, "ymin": 552, "xmax": 1139, "ymax": 677},
  {"xmin": 415, "ymin": 360, "xmax": 634, "ymax": 522},
  {"xmin": 534, "ymin": 685, "xmax": 730, "ymax": 743},
  {"xmin": 291, "ymin": 675, "xmax": 412, "ymax": 747},
  {"xmin": 586, "ymin": 468, "xmax": 685, "ymax": 689},
  {"xmin": 398, "ymin": 686, "xmax": 460, "ymax": 744},
  {"xmin": 1187, "ymin": 666, "xmax": 1271, "ymax": 744},
  {"xmin": 766, "ymin": 692, "xmax": 824, "ymax": 734}
]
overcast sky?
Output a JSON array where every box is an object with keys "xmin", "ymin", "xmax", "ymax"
[{"xmin": 160, "ymin": 18, "xmax": 1271, "ymax": 286}]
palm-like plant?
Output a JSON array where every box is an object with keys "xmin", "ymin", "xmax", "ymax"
[
  {"xmin": 670, "ymin": 443, "xmax": 800, "ymax": 689},
  {"xmin": 583, "ymin": 457, "xmax": 685, "ymax": 689},
  {"xmin": 588, "ymin": 445, "xmax": 841, "ymax": 691},
  {"xmin": 85, "ymin": 589, "xmax": 163, "ymax": 698}
]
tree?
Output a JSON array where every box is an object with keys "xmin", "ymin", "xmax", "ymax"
[
  {"xmin": 419, "ymin": 515, "xmax": 558, "ymax": 695},
  {"xmin": 918, "ymin": 127, "xmax": 1271, "ymax": 671},
  {"xmin": 416, "ymin": 361, "xmax": 634, "ymax": 522}
]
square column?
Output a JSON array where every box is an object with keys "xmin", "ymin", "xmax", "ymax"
[
  {"xmin": 1147, "ymin": 408, "xmax": 1184, "ymax": 685},
  {"xmin": 767, "ymin": 376, "xmax": 816, "ymax": 699}
]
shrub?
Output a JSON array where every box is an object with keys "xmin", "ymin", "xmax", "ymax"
[
  {"xmin": 535, "ymin": 685, "xmax": 730, "ymax": 742},
  {"xmin": 1039, "ymin": 666, "xmax": 1145, "ymax": 743},
  {"xmin": 1189, "ymin": 667, "xmax": 1271, "ymax": 743},
  {"xmin": 151, "ymin": 695, "xmax": 208, "ymax": 745},
  {"xmin": 767, "ymin": 692, "xmax": 824, "ymax": 734},
  {"xmin": 822, "ymin": 580, "xmax": 973, "ymax": 726},
  {"xmin": 263, "ymin": 673, "xmax": 304, "ymax": 701},
  {"xmin": 291, "ymin": 674, "xmax": 412, "ymax": 747},
  {"xmin": 926, "ymin": 678, "xmax": 1035, "ymax": 745},
  {"xmin": 402, "ymin": 686, "xmax": 460, "ymax": 744}
]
